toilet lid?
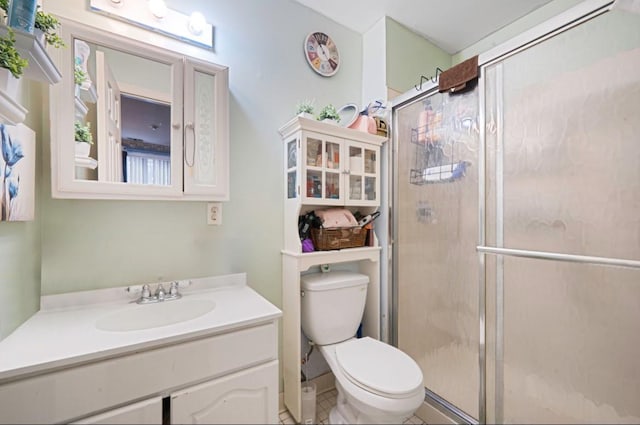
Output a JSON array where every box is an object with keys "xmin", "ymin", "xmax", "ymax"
[{"xmin": 335, "ymin": 337, "xmax": 423, "ymax": 397}]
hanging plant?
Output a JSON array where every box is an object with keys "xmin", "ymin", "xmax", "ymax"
[
  {"xmin": 0, "ymin": 1, "xmax": 65, "ymax": 48},
  {"xmin": 34, "ymin": 6, "xmax": 65, "ymax": 48},
  {"xmin": 0, "ymin": 28, "xmax": 28, "ymax": 78}
]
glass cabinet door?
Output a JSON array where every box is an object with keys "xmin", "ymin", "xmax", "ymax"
[
  {"xmin": 286, "ymin": 138, "xmax": 298, "ymax": 199},
  {"xmin": 302, "ymin": 133, "xmax": 343, "ymax": 205},
  {"xmin": 346, "ymin": 141, "xmax": 379, "ymax": 206}
]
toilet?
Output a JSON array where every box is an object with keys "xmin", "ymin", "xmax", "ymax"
[{"xmin": 301, "ymin": 271, "xmax": 424, "ymax": 424}]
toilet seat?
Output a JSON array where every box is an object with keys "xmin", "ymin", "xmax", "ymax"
[{"xmin": 335, "ymin": 337, "xmax": 423, "ymax": 399}]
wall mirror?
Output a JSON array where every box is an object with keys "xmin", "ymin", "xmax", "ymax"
[{"xmin": 50, "ymin": 19, "xmax": 229, "ymax": 201}]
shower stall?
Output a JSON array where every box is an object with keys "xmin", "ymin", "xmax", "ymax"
[{"xmin": 391, "ymin": 1, "xmax": 640, "ymax": 423}]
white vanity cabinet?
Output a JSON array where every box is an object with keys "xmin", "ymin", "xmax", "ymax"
[
  {"xmin": 71, "ymin": 397, "xmax": 162, "ymax": 424},
  {"xmin": 171, "ymin": 361, "xmax": 278, "ymax": 424},
  {"xmin": 0, "ymin": 322, "xmax": 278, "ymax": 424},
  {"xmin": 0, "ymin": 276, "xmax": 280, "ymax": 425}
]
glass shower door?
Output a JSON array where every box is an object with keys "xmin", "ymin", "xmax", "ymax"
[
  {"xmin": 394, "ymin": 88, "xmax": 481, "ymax": 420},
  {"xmin": 483, "ymin": 6, "xmax": 640, "ymax": 423}
]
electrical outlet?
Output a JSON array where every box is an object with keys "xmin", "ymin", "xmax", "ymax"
[{"xmin": 207, "ymin": 203, "xmax": 222, "ymax": 225}]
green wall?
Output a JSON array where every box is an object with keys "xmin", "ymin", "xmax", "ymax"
[
  {"xmin": 453, "ymin": 0, "xmax": 585, "ymax": 64},
  {"xmin": 0, "ymin": 82, "xmax": 43, "ymax": 339},
  {"xmin": 385, "ymin": 17, "xmax": 451, "ymax": 93},
  {"xmin": 381, "ymin": 0, "xmax": 585, "ymax": 98},
  {"xmin": 0, "ymin": 0, "xmax": 364, "ymax": 341}
]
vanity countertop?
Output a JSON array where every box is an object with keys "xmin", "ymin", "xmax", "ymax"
[{"xmin": 0, "ymin": 273, "xmax": 281, "ymax": 382}]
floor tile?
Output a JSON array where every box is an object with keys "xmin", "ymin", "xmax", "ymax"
[{"xmin": 279, "ymin": 388, "xmax": 427, "ymax": 424}]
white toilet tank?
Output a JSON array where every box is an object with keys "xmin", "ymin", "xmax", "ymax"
[{"xmin": 300, "ymin": 271, "xmax": 369, "ymax": 345}]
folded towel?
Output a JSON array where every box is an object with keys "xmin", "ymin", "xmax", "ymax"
[
  {"xmin": 315, "ymin": 208, "xmax": 358, "ymax": 228},
  {"xmin": 438, "ymin": 55, "xmax": 479, "ymax": 94}
]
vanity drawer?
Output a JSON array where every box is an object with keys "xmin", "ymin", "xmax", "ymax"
[{"xmin": 0, "ymin": 321, "xmax": 278, "ymax": 424}]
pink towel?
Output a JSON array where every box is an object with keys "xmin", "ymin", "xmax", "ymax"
[{"xmin": 315, "ymin": 208, "xmax": 358, "ymax": 228}]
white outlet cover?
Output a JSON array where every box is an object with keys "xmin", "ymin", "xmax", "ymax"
[{"xmin": 207, "ymin": 203, "xmax": 222, "ymax": 225}]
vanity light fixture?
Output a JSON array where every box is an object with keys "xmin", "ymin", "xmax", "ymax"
[
  {"xmin": 90, "ymin": 0, "xmax": 214, "ymax": 49},
  {"xmin": 147, "ymin": 0, "xmax": 168, "ymax": 20},
  {"xmin": 188, "ymin": 11, "xmax": 206, "ymax": 36}
]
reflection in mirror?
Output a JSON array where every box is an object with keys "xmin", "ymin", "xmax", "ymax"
[
  {"xmin": 73, "ymin": 37, "xmax": 172, "ymax": 185},
  {"xmin": 121, "ymin": 94, "xmax": 171, "ymax": 185}
]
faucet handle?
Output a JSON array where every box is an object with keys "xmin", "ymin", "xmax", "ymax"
[
  {"xmin": 155, "ymin": 283, "xmax": 166, "ymax": 300},
  {"xmin": 169, "ymin": 281, "xmax": 179, "ymax": 296},
  {"xmin": 141, "ymin": 284, "xmax": 151, "ymax": 299}
]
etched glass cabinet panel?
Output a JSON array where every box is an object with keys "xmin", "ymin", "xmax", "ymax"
[{"xmin": 183, "ymin": 60, "xmax": 229, "ymax": 199}]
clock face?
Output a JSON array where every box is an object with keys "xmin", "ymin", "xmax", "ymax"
[{"xmin": 304, "ymin": 32, "xmax": 340, "ymax": 77}]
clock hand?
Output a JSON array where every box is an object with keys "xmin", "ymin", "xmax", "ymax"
[{"xmin": 313, "ymin": 33, "xmax": 328, "ymax": 59}]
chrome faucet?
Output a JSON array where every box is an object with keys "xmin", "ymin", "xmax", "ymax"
[
  {"xmin": 136, "ymin": 282, "xmax": 182, "ymax": 304},
  {"xmin": 155, "ymin": 283, "xmax": 166, "ymax": 301}
]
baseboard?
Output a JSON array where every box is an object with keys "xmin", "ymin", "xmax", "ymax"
[
  {"xmin": 415, "ymin": 399, "xmax": 459, "ymax": 424},
  {"xmin": 279, "ymin": 371, "xmax": 336, "ymax": 413},
  {"xmin": 313, "ymin": 371, "xmax": 335, "ymax": 395}
]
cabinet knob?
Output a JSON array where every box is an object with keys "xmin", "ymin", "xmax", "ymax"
[{"xmin": 172, "ymin": 123, "xmax": 181, "ymax": 130}]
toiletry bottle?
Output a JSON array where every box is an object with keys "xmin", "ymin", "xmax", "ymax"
[{"xmin": 7, "ymin": 0, "xmax": 38, "ymax": 34}]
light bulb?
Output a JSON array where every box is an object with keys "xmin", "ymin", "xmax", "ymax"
[
  {"xmin": 188, "ymin": 11, "xmax": 206, "ymax": 36},
  {"xmin": 148, "ymin": 0, "xmax": 167, "ymax": 19}
]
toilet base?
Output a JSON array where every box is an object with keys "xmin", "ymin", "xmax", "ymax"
[
  {"xmin": 328, "ymin": 403, "xmax": 413, "ymax": 425},
  {"xmin": 328, "ymin": 380, "xmax": 416, "ymax": 424},
  {"xmin": 329, "ymin": 407, "xmax": 345, "ymax": 424}
]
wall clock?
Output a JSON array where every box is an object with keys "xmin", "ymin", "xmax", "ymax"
[{"xmin": 304, "ymin": 31, "xmax": 340, "ymax": 77}]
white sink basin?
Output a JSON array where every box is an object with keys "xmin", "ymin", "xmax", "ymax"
[{"xmin": 96, "ymin": 299, "xmax": 216, "ymax": 332}]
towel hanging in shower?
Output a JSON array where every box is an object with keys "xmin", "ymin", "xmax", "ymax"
[{"xmin": 438, "ymin": 55, "xmax": 479, "ymax": 94}]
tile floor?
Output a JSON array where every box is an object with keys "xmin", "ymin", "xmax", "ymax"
[{"xmin": 278, "ymin": 388, "xmax": 426, "ymax": 424}]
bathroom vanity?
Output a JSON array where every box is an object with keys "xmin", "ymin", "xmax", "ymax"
[{"xmin": 0, "ymin": 274, "xmax": 281, "ymax": 424}]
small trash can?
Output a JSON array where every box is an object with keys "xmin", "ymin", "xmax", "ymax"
[{"xmin": 301, "ymin": 381, "xmax": 317, "ymax": 424}]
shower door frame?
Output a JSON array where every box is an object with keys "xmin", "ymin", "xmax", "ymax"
[{"xmin": 390, "ymin": 1, "xmax": 617, "ymax": 423}]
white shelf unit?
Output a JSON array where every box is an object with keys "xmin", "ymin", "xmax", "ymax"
[
  {"xmin": 279, "ymin": 116, "xmax": 387, "ymax": 422},
  {"xmin": 0, "ymin": 25, "xmax": 62, "ymax": 85},
  {"xmin": 0, "ymin": 25, "xmax": 61, "ymax": 125},
  {"xmin": 0, "ymin": 86, "xmax": 27, "ymax": 125},
  {"xmin": 74, "ymin": 156, "xmax": 98, "ymax": 169}
]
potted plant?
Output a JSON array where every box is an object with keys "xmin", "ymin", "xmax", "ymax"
[
  {"xmin": 74, "ymin": 121, "xmax": 93, "ymax": 157},
  {"xmin": 318, "ymin": 104, "xmax": 340, "ymax": 124},
  {"xmin": 0, "ymin": 28, "xmax": 28, "ymax": 96},
  {"xmin": 0, "ymin": 1, "xmax": 65, "ymax": 48},
  {"xmin": 74, "ymin": 64, "xmax": 87, "ymax": 97},
  {"xmin": 295, "ymin": 99, "xmax": 315, "ymax": 120},
  {"xmin": 34, "ymin": 6, "xmax": 65, "ymax": 48}
]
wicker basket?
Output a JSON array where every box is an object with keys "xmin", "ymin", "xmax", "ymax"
[{"xmin": 310, "ymin": 227, "xmax": 367, "ymax": 251}]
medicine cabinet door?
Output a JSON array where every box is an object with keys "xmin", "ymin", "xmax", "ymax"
[{"xmin": 182, "ymin": 58, "xmax": 229, "ymax": 200}]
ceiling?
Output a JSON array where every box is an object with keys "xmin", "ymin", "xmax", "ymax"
[{"xmin": 292, "ymin": 0, "xmax": 554, "ymax": 54}]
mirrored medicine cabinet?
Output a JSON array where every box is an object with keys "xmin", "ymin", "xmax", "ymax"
[{"xmin": 49, "ymin": 19, "xmax": 229, "ymax": 200}]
